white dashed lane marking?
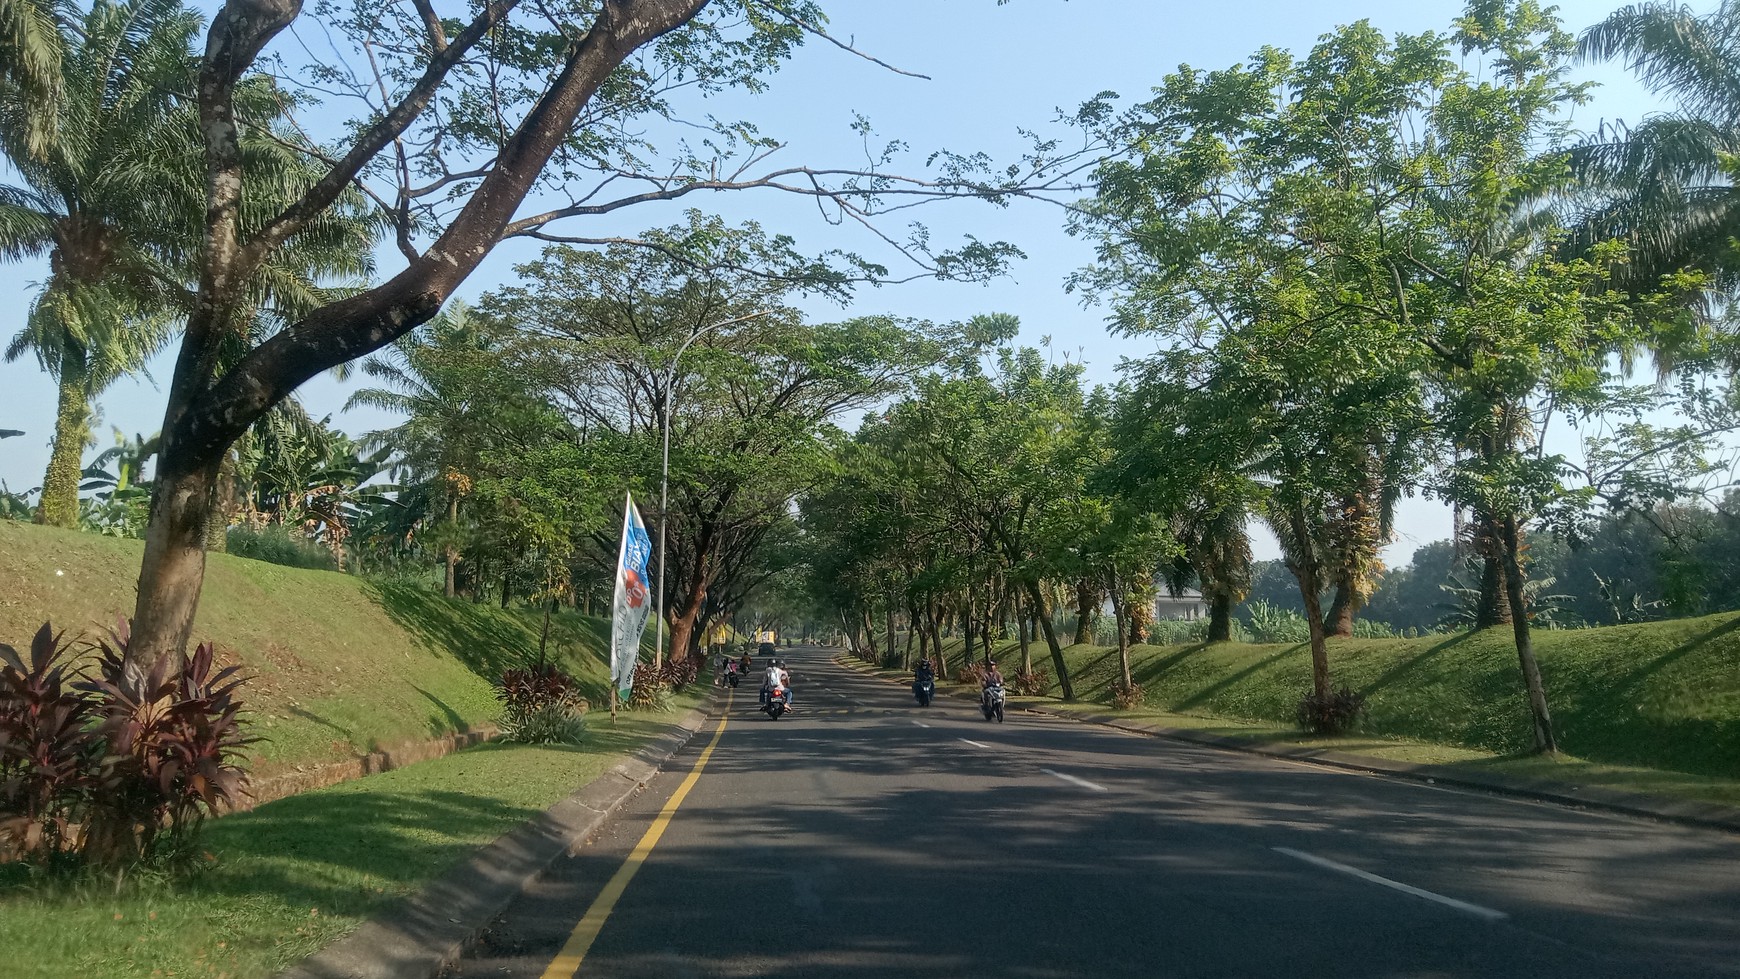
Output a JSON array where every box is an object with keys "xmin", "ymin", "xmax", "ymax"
[
  {"xmin": 1041, "ymin": 768, "xmax": 1109, "ymax": 792},
  {"xmin": 1272, "ymin": 847, "xmax": 1508, "ymax": 922}
]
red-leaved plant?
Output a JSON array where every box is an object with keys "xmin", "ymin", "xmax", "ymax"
[
  {"xmin": 628, "ymin": 662, "xmax": 671, "ymax": 711},
  {"xmin": 80, "ymin": 620, "xmax": 253, "ymax": 864},
  {"xmin": 1009, "ymin": 667, "xmax": 1050, "ymax": 697},
  {"xmin": 658, "ymin": 657, "xmax": 698, "ymax": 690},
  {"xmin": 0, "ymin": 619, "xmax": 253, "ymax": 872},
  {"xmin": 0, "ymin": 624, "xmax": 103, "ymax": 863}
]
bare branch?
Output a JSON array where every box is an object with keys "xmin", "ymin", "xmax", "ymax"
[
  {"xmin": 748, "ymin": 1, "xmax": 930, "ymax": 79},
  {"xmin": 409, "ymin": 0, "xmax": 448, "ymax": 52},
  {"xmin": 236, "ymin": 0, "xmax": 523, "ymax": 280}
]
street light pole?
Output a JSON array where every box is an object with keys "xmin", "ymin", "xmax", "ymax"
[{"xmin": 654, "ymin": 310, "xmax": 770, "ymax": 673}]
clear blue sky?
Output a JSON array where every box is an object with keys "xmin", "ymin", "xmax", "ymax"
[{"xmin": 0, "ymin": 0, "xmax": 1659, "ymax": 561}]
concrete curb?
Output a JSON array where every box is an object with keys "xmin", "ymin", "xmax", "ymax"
[
  {"xmin": 277, "ymin": 689, "xmax": 722, "ymax": 979},
  {"xmin": 832, "ymin": 654, "xmax": 1740, "ymax": 835}
]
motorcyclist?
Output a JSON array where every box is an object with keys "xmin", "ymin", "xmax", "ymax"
[
  {"xmin": 981, "ymin": 660, "xmax": 1005, "ymax": 707},
  {"xmin": 913, "ymin": 657, "xmax": 935, "ymax": 703},
  {"xmin": 761, "ymin": 658, "xmax": 792, "ymax": 707}
]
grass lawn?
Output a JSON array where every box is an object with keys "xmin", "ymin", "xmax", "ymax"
[
  {"xmin": 0, "ymin": 692, "xmax": 703, "ymax": 979},
  {"xmin": 1020, "ymin": 697, "xmax": 1740, "ymax": 809},
  {"xmin": 918, "ymin": 615, "xmax": 1740, "ymax": 777},
  {"xmin": 863, "ymin": 611, "xmax": 1740, "ymax": 811},
  {"xmin": 0, "ymin": 521, "xmax": 640, "ymax": 772}
]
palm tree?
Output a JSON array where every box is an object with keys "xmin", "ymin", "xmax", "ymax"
[
  {"xmin": 0, "ymin": 0, "xmax": 378, "ymax": 530},
  {"xmin": 1573, "ymin": 2, "xmax": 1740, "ymax": 290},
  {"xmin": 0, "ymin": 0, "xmax": 63, "ymax": 156},
  {"xmin": 0, "ymin": 0, "xmax": 199, "ymax": 527},
  {"xmin": 346, "ymin": 302, "xmax": 500, "ymax": 597}
]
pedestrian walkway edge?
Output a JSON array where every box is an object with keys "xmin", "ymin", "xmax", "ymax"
[
  {"xmin": 275, "ymin": 689, "xmax": 723, "ymax": 979},
  {"xmin": 831, "ymin": 654, "xmax": 1740, "ymax": 836}
]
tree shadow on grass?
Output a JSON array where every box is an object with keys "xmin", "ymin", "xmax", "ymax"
[
  {"xmin": 1357, "ymin": 630, "xmax": 1476, "ymax": 698},
  {"xmin": 1618, "ymin": 615, "xmax": 1740, "ymax": 693},
  {"xmin": 364, "ymin": 581, "xmax": 531, "ymax": 681},
  {"xmin": 1174, "ymin": 643, "xmax": 1305, "ymax": 712},
  {"xmin": 413, "ymin": 684, "xmax": 472, "ymax": 739},
  {"xmin": 364, "ymin": 582, "xmax": 617, "ymax": 703}
]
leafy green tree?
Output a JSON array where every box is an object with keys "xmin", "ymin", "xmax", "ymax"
[
  {"xmin": 0, "ymin": 0, "xmax": 62, "ymax": 156},
  {"xmin": 486, "ymin": 229, "xmax": 929, "ymax": 664},
  {"xmin": 123, "ymin": 0, "xmax": 1084, "ymax": 667},
  {"xmin": 1072, "ymin": 0, "xmax": 1734, "ymax": 750}
]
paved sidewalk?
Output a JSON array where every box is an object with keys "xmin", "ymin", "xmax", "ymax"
[{"xmin": 835, "ymin": 653, "xmax": 1740, "ymax": 835}]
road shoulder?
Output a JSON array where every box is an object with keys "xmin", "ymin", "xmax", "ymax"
[{"xmin": 277, "ymin": 691, "xmax": 721, "ymax": 979}]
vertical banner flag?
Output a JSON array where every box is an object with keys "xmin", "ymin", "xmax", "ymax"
[{"xmin": 610, "ymin": 492, "xmax": 654, "ymax": 700}]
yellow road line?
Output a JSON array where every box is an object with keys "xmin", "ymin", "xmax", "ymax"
[{"xmin": 538, "ymin": 692, "xmax": 732, "ymax": 979}]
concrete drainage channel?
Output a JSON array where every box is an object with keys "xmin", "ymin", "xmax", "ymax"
[{"xmin": 276, "ymin": 693, "xmax": 721, "ymax": 979}]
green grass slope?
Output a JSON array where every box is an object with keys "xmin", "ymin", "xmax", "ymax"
[
  {"xmin": 0, "ymin": 521, "xmax": 630, "ymax": 772},
  {"xmin": 948, "ymin": 613, "xmax": 1740, "ymax": 778}
]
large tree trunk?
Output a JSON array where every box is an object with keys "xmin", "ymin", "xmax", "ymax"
[
  {"xmin": 1128, "ymin": 590, "xmax": 1151, "ymax": 647},
  {"xmin": 1109, "ymin": 572, "xmax": 1132, "ymax": 690},
  {"xmin": 1024, "ymin": 580, "xmax": 1074, "ymax": 700},
  {"xmin": 1286, "ymin": 501, "xmax": 1332, "ymax": 703},
  {"xmin": 128, "ymin": 0, "xmax": 712, "ymax": 666},
  {"xmin": 443, "ymin": 495, "xmax": 458, "ymax": 599},
  {"xmin": 1017, "ymin": 596, "xmax": 1032, "ymax": 673},
  {"xmin": 1322, "ymin": 461, "xmax": 1381, "ymax": 638},
  {"xmin": 885, "ymin": 604, "xmax": 896, "ymax": 668},
  {"xmin": 132, "ymin": 455, "xmax": 226, "ymax": 665},
  {"xmin": 1207, "ymin": 590, "xmax": 1233, "ymax": 642},
  {"xmin": 960, "ymin": 597, "xmax": 974, "ymax": 673},
  {"xmin": 36, "ymin": 339, "xmax": 89, "ymax": 529},
  {"xmin": 1073, "ymin": 577, "xmax": 1097, "ymax": 645},
  {"xmin": 926, "ymin": 606, "xmax": 942, "ymax": 666},
  {"xmin": 1475, "ymin": 511, "xmax": 1512, "ymax": 628},
  {"xmin": 205, "ymin": 448, "xmax": 237, "ymax": 552},
  {"xmin": 861, "ymin": 608, "xmax": 880, "ymax": 661},
  {"xmin": 1499, "ymin": 514, "xmax": 1557, "ymax": 753},
  {"xmin": 1323, "ymin": 582, "xmax": 1358, "ymax": 638},
  {"xmin": 667, "ymin": 585, "xmax": 708, "ymax": 667},
  {"xmin": 903, "ymin": 603, "xmax": 918, "ymax": 669}
]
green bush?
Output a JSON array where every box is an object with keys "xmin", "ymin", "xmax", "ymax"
[
  {"xmin": 497, "ymin": 665, "xmax": 587, "ymax": 745},
  {"xmin": 227, "ymin": 524, "xmax": 337, "ymax": 571},
  {"xmin": 1244, "ymin": 600, "xmax": 1311, "ymax": 644},
  {"xmin": 503, "ymin": 701, "xmax": 587, "ymax": 744}
]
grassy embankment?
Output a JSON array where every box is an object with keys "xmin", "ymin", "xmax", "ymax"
[
  {"xmin": 917, "ymin": 614, "xmax": 1740, "ymax": 807},
  {"xmin": 0, "ymin": 521, "xmax": 708, "ymax": 978},
  {"xmin": 0, "ymin": 521, "xmax": 636, "ymax": 771}
]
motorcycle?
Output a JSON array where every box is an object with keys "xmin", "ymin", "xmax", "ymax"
[
  {"xmin": 726, "ymin": 669, "xmax": 740, "ymax": 689},
  {"xmin": 980, "ymin": 682, "xmax": 1005, "ymax": 722},
  {"xmin": 763, "ymin": 683, "xmax": 791, "ymax": 720},
  {"xmin": 912, "ymin": 676, "xmax": 934, "ymax": 707}
]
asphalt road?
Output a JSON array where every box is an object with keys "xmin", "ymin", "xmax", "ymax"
[{"xmin": 454, "ymin": 646, "xmax": 1740, "ymax": 979}]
